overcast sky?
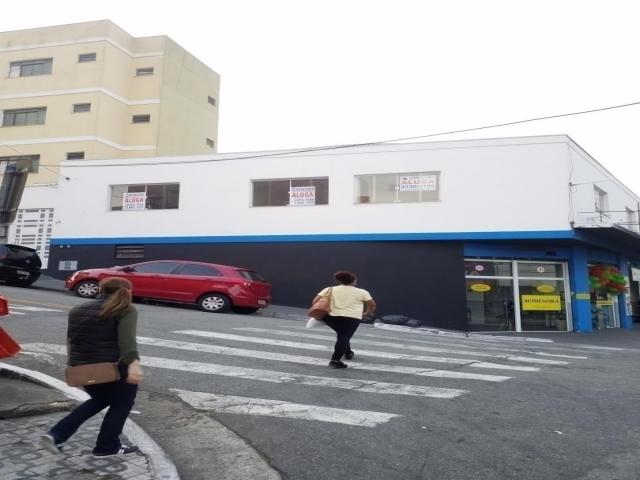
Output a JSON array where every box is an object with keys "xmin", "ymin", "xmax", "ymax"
[{"xmin": 6, "ymin": 0, "xmax": 640, "ymax": 193}]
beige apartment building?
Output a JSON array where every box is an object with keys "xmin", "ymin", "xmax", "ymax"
[
  {"xmin": 0, "ymin": 20, "xmax": 220, "ymax": 186},
  {"xmin": 0, "ymin": 20, "xmax": 220, "ymax": 267}
]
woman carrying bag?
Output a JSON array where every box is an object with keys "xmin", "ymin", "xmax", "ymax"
[
  {"xmin": 41, "ymin": 277, "xmax": 143, "ymax": 457},
  {"xmin": 313, "ymin": 271, "xmax": 376, "ymax": 369}
]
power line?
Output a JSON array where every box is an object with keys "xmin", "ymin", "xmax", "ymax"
[{"xmin": 7, "ymin": 97, "xmax": 640, "ymax": 169}]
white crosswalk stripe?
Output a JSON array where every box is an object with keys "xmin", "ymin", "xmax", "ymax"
[
  {"xmin": 20, "ymin": 343, "xmax": 468, "ymax": 399},
  {"xmin": 171, "ymin": 389, "xmax": 402, "ymax": 427},
  {"xmin": 137, "ymin": 336, "xmax": 511, "ymax": 382},
  {"xmin": 288, "ymin": 325, "xmax": 589, "ymax": 359},
  {"xmin": 175, "ymin": 330, "xmax": 540, "ymax": 372},
  {"xmin": 11, "ymin": 305, "xmax": 65, "ymax": 312},
  {"xmin": 233, "ymin": 328, "xmax": 570, "ymax": 365}
]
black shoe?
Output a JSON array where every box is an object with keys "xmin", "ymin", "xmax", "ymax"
[
  {"xmin": 92, "ymin": 445, "xmax": 140, "ymax": 457},
  {"xmin": 40, "ymin": 433, "xmax": 63, "ymax": 454},
  {"xmin": 329, "ymin": 360, "xmax": 348, "ymax": 369},
  {"xmin": 344, "ymin": 352, "xmax": 355, "ymax": 360}
]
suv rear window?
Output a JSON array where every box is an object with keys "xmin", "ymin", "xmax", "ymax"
[
  {"xmin": 237, "ymin": 270, "xmax": 266, "ymax": 282},
  {"xmin": 0, "ymin": 244, "xmax": 41, "ymax": 268}
]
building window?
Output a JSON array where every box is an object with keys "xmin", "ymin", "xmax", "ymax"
[
  {"xmin": 206, "ymin": 138, "xmax": 215, "ymax": 148},
  {"xmin": 78, "ymin": 53, "xmax": 97, "ymax": 62},
  {"xmin": 132, "ymin": 114, "xmax": 151, "ymax": 124},
  {"xmin": 207, "ymin": 96, "xmax": 216, "ymax": 106},
  {"xmin": 252, "ymin": 177, "xmax": 329, "ymax": 207},
  {"xmin": 115, "ymin": 244, "xmax": 145, "ymax": 259},
  {"xmin": 9, "ymin": 58, "xmax": 53, "ymax": 77},
  {"xmin": 136, "ymin": 67, "xmax": 154, "ymax": 76},
  {"xmin": 109, "ymin": 183, "xmax": 180, "ymax": 211},
  {"xmin": 2, "ymin": 107, "xmax": 47, "ymax": 127},
  {"xmin": 72, "ymin": 103, "xmax": 91, "ymax": 113},
  {"xmin": 0, "ymin": 155, "xmax": 40, "ymax": 173},
  {"xmin": 66, "ymin": 152, "xmax": 85, "ymax": 160},
  {"xmin": 593, "ymin": 186, "xmax": 609, "ymax": 216},
  {"xmin": 355, "ymin": 171, "xmax": 440, "ymax": 204}
]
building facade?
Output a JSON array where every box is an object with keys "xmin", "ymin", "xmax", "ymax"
[
  {"xmin": 43, "ymin": 135, "xmax": 640, "ymax": 333},
  {"xmin": 0, "ymin": 20, "xmax": 220, "ymax": 263},
  {"xmin": 0, "ymin": 20, "xmax": 220, "ymax": 187}
]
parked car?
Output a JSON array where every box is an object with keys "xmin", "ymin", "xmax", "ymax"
[
  {"xmin": 0, "ymin": 244, "xmax": 42, "ymax": 287},
  {"xmin": 64, "ymin": 260, "xmax": 271, "ymax": 313}
]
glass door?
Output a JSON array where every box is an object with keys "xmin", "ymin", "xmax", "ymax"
[{"xmin": 516, "ymin": 262, "xmax": 569, "ymax": 331}]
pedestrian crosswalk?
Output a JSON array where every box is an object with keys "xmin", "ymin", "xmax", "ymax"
[
  {"xmin": 20, "ymin": 322, "xmax": 595, "ymax": 429},
  {"xmin": 4, "ymin": 304, "xmax": 66, "ymax": 315}
]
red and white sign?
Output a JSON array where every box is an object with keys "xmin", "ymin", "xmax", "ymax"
[
  {"xmin": 289, "ymin": 186, "xmax": 316, "ymax": 206},
  {"xmin": 123, "ymin": 192, "xmax": 146, "ymax": 211}
]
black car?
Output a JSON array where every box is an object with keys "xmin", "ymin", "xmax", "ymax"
[{"xmin": 0, "ymin": 244, "xmax": 41, "ymax": 287}]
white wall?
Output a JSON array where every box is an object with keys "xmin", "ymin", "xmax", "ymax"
[
  {"xmin": 568, "ymin": 142, "xmax": 640, "ymax": 231},
  {"xmin": 48, "ymin": 135, "xmax": 580, "ymax": 240}
]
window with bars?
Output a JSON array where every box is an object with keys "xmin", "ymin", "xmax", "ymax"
[
  {"xmin": 115, "ymin": 245, "xmax": 145, "ymax": 259},
  {"xmin": 78, "ymin": 53, "xmax": 97, "ymax": 62},
  {"xmin": 9, "ymin": 58, "xmax": 53, "ymax": 77},
  {"xmin": 2, "ymin": 107, "xmax": 46, "ymax": 127},
  {"xmin": 109, "ymin": 183, "xmax": 180, "ymax": 211},
  {"xmin": 136, "ymin": 67, "xmax": 154, "ymax": 76},
  {"xmin": 132, "ymin": 114, "xmax": 151, "ymax": 123},
  {"xmin": 72, "ymin": 103, "xmax": 91, "ymax": 113}
]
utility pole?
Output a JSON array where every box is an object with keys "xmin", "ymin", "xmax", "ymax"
[{"xmin": 0, "ymin": 159, "xmax": 31, "ymax": 243}]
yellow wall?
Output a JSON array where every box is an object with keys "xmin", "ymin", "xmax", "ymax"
[{"xmin": 0, "ymin": 20, "xmax": 219, "ymax": 186}]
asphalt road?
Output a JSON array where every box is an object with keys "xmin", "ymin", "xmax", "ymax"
[{"xmin": 2, "ymin": 286, "xmax": 640, "ymax": 480}]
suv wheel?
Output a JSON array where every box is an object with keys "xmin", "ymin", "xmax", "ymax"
[
  {"xmin": 199, "ymin": 293, "xmax": 231, "ymax": 313},
  {"xmin": 75, "ymin": 280, "xmax": 100, "ymax": 298}
]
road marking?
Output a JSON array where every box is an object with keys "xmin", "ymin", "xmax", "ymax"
[
  {"xmin": 234, "ymin": 328, "xmax": 570, "ymax": 365},
  {"xmin": 171, "ymin": 389, "xmax": 402, "ymax": 427},
  {"xmin": 288, "ymin": 326, "xmax": 589, "ymax": 359},
  {"xmin": 6, "ymin": 310, "xmax": 25, "ymax": 315},
  {"xmin": 11, "ymin": 305, "xmax": 65, "ymax": 312},
  {"xmin": 137, "ymin": 336, "xmax": 511, "ymax": 382},
  {"xmin": 175, "ymin": 330, "xmax": 540, "ymax": 372},
  {"xmin": 5, "ymin": 298, "xmax": 73, "ymax": 310},
  {"xmin": 19, "ymin": 343, "xmax": 468, "ymax": 399}
]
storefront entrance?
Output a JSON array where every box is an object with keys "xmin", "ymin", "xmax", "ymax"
[{"xmin": 465, "ymin": 259, "xmax": 572, "ymax": 332}]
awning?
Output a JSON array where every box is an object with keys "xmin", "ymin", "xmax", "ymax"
[{"xmin": 574, "ymin": 225, "xmax": 640, "ymax": 256}]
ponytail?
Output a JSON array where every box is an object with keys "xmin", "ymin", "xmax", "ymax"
[{"xmin": 98, "ymin": 277, "xmax": 133, "ymax": 319}]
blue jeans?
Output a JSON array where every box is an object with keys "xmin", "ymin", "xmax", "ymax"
[
  {"xmin": 50, "ymin": 366, "xmax": 137, "ymax": 453},
  {"xmin": 323, "ymin": 315, "xmax": 360, "ymax": 361}
]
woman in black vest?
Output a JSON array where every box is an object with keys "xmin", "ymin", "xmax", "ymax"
[{"xmin": 41, "ymin": 277, "xmax": 143, "ymax": 457}]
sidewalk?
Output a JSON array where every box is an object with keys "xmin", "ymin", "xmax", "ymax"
[{"xmin": 0, "ymin": 364, "xmax": 172, "ymax": 480}]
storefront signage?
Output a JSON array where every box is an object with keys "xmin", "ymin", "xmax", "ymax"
[
  {"xmin": 289, "ymin": 186, "xmax": 316, "ymax": 206},
  {"xmin": 536, "ymin": 284, "xmax": 555, "ymax": 293},
  {"xmin": 575, "ymin": 293, "xmax": 591, "ymax": 300},
  {"xmin": 58, "ymin": 260, "xmax": 78, "ymax": 271},
  {"xmin": 632, "ymin": 268, "xmax": 640, "ymax": 282},
  {"xmin": 123, "ymin": 192, "xmax": 146, "ymax": 210},
  {"xmin": 399, "ymin": 175, "xmax": 437, "ymax": 192},
  {"xmin": 521, "ymin": 295, "xmax": 561, "ymax": 311},
  {"xmin": 470, "ymin": 283, "xmax": 491, "ymax": 292}
]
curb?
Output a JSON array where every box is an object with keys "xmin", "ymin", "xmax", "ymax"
[{"xmin": 0, "ymin": 362, "xmax": 180, "ymax": 480}]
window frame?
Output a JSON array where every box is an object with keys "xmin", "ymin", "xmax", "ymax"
[
  {"xmin": 78, "ymin": 53, "xmax": 97, "ymax": 63},
  {"xmin": 354, "ymin": 171, "xmax": 441, "ymax": 204},
  {"xmin": 9, "ymin": 58, "xmax": 53, "ymax": 78},
  {"xmin": 135, "ymin": 67, "xmax": 155, "ymax": 76},
  {"xmin": 66, "ymin": 152, "xmax": 85, "ymax": 160},
  {"xmin": 109, "ymin": 183, "xmax": 180, "ymax": 211},
  {"xmin": 2, "ymin": 107, "xmax": 47, "ymax": 127},
  {"xmin": 251, "ymin": 177, "xmax": 329, "ymax": 207},
  {"xmin": 72, "ymin": 103, "xmax": 91, "ymax": 113},
  {"xmin": 0, "ymin": 155, "xmax": 40, "ymax": 173},
  {"xmin": 132, "ymin": 114, "xmax": 151, "ymax": 124}
]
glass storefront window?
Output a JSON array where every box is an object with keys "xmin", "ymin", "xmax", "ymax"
[
  {"xmin": 466, "ymin": 279, "xmax": 515, "ymax": 331},
  {"xmin": 517, "ymin": 262, "xmax": 564, "ymax": 278},
  {"xmin": 464, "ymin": 260, "xmax": 512, "ymax": 277},
  {"xmin": 518, "ymin": 279, "xmax": 567, "ymax": 331}
]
